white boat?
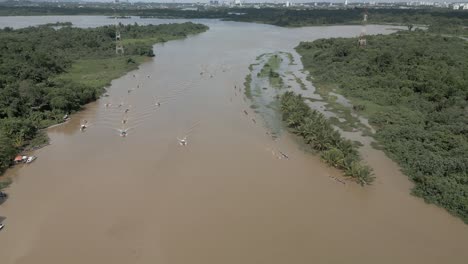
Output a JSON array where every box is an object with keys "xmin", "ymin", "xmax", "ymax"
[
  {"xmin": 26, "ymin": 156, "xmax": 37, "ymax": 164},
  {"xmin": 177, "ymin": 137, "xmax": 187, "ymax": 146},
  {"xmin": 0, "ymin": 223, "xmax": 4, "ymax": 231}
]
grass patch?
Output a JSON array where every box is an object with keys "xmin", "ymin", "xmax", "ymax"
[
  {"xmin": 269, "ymin": 72, "xmax": 284, "ymax": 89},
  {"xmin": 53, "ymin": 56, "xmax": 148, "ymax": 90},
  {"xmin": 258, "ymin": 54, "xmax": 282, "ymax": 77},
  {"xmin": 280, "ymin": 51, "xmax": 295, "ymax": 65},
  {"xmin": 305, "ymin": 80, "xmax": 372, "ymax": 133},
  {"xmin": 120, "ymin": 35, "xmax": 181, "ymax": 46},
  {"xmin": 292, "ymin": 74, "xmax": 307, "ymax": 90},
  {"xmin": 257, "ymin": 54, "xmax": 284, "ymax": 89},
  {"xmin": 328, "ymin": 117, "xmax": 355, "ymax": 132},
  {"xmin": 248, "ymin": 63, "xmax": 259, "ymax": 71},
  {"xmin": 253, "ymin": 84, "xmax": 263, "ymax": 97},
  {"xmin": 255, "ymin": 53, "xmax": 272, "ymax": 61}
]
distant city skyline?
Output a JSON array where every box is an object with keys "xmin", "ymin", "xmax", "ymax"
[
  {"xmin": 85, "ymin": 1, "xmax": 466, "ymax": 2},
  {"xmin": 1, "ymin": 0, "xmax": 467, "ymax": 5},
  {"xmin": 114, "ymin": 0, "xmax": 463, "ymax": 2},
  {"xmin": 7, "ymin": 0, "xmax": 466, "ymax": 3}
]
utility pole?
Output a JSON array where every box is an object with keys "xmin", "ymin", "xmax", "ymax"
[
  {"xmin": 113, "ymin": 5, "xmax": 124, "ymax": 55},
  {"xmin": 115, "ymin": 22, "xmax": 124, "ymax": 55},
  {"xmin": 358, "ymin": 9, "xmax": 368, "ymax": 48}
]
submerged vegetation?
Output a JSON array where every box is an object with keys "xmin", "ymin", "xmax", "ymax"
[
  {"xmin": 0, "ymin": 22, "xmax": 208, "ymax": 176},
  {"xmin": 245, "ymin": 51, "xmax": 372, "ymax": 181},
  {"xmin": 280, "ymin": 92, "xmax": 374, "ymax": 185},
  {"xmin": 258, "ymin": 54, "xmax": 284, "ymax": 89},
  {"xmin": 296, "ymin": 31, "xmax": 468, "ymax": 222},
  {"xmin": 292, "ymin": 74, "xmax": 307, "ymax": 90}
]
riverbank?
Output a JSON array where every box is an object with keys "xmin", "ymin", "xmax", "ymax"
[
  {"xmin": 279, "ymin": 92, "xmax": 374, "ymax": 185},
  {"xmin": 1, "ymin": 19, "xmax": 468, "ymax": 263},
  {"xmin": 243, "ymin": 52, "xmax": 373, "ymax": 185},
  {"xmin": 295, "ymin": 30, "xmax": 468, "ymax": 223},
  {"xmin": 0, "ymin": 22, "xmax": 209, "ymax": 179},
  {"xmin": 1, "ymin": 5, "xmax": 467, "ymax": 35}
]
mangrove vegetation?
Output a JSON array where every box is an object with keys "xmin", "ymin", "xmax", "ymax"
[
  {"xmin": 280, "ymin": 92, "xmax": 374, "ymax": 185},
  {"xmin": 296, "ymin": 31, "xmax": 468, "ymax": 222}
]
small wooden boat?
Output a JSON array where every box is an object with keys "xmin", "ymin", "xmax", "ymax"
[{"xmin": 26, "ymin": 156, "xmax": 37, "ymax": 164}]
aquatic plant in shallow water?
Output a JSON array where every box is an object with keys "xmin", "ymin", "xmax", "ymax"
[
  {"xmin": 321, "ymin": 148, "xmax": 345, "ymax": 168},
  {"xmin": 345, "ymin": 161, "xmax": 374, "ymax": 186},
  {"xmin": 280, "ymin": 91, "xmax": 373, "ymax": 185}
]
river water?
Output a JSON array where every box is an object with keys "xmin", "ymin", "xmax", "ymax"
[{"xmin": 0, "ymin": 16, "xmax": 467, "ymax": 264}]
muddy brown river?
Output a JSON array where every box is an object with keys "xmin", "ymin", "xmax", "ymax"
[{"xmin": 0, "ymin": 17, "xmax": 467, "ymax": 264}]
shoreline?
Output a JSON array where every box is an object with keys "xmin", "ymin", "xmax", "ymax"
[
  {"xmin": 0, "ymin": 58, "xmax": 147, "ymax": 189},
  {"xmin": 243, "ymin": 51, "xmax": 373, "ymax": 185},
  {"xmin": 2, "ymin": 20, "xmax": 468, "ymax": 263},
  {"xmin": 294, "ymin": 32, "xmax": 468, "ymax": 224},
  {"xmin": 0, "ymin": 24, "xmax": 209, "ymax": 185}
]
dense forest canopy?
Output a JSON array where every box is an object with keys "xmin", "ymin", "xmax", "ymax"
[
  {"xmin": 0, "ymin": 22, "xmax": 208, "ymax": 176},
  {"xmin": 226, "ymin": 8, "xmax": 468, "ymax": 30},
  {"xmin": 296, "ymin": 31, "xmax": 468, "ymax": 223}
]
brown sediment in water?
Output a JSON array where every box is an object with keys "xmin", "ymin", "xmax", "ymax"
[{"xmin": 0, "ymin": 18, "xmax": 467, "ymax": 264}]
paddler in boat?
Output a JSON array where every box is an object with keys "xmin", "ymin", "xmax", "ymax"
[
  {"xmin": 80, "ymin": 120, "xmax": 88, "ymax": 131},
  {"xmin": 177, "ymin": 137, "xmax": 187, "ymax": 146}
]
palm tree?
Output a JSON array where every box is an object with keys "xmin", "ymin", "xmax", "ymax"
[
  {"xmin": 280, "ymin": 91, "xmax": 374, "ymax": 185},
  {"xmin": 322, "ymin": 148, "xmax": 345, "ymax": 168},
  {"xmin": 345, "ymin": 161, "xmax": 374, "ymax": 185}
]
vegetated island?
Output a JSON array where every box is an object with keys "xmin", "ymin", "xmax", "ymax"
[
  {"xmin": 295, "ymin": 30, "xmax": 468, "ymax": 223},
  {"xmin": 0, "ymin": 22, "xmax": 209, "ymax": 182},
  {"xmin": 244, "ymin": 52, "xmax": 374, "ymax": 185}
]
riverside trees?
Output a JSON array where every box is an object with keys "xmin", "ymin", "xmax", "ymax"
[
  {"xmin": 296, "ymin": 31, "xmax": 468, "ymax": 223},
  {"xmin": 0, "ymin": 22, "xmax": 208, "ymax": 175},
  {"xmin": 280, "ymin": 92, "xmax": 374, "ymax": 185}
]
